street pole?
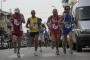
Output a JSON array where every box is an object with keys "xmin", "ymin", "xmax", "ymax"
[{"xmin": 1, "ymin": 0, "xmax": 2, "ymax": 11}]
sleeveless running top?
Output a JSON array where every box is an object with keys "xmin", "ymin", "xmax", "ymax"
[{"xmin": 29, "ymin": 17, "xmax": 39, "ymax": 32}]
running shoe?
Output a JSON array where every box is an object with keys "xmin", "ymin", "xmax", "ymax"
[
  {"xmin": 63, "ymin": 47, "xmax": 66, "ymax": 54},
  {"xmin": 39, "ymin": 48, "xmax": 42, "ymax": 53},
  {"xmin": 14, "ymin": 48, "xmax": 17, "ymax": 54},
  {"xmin": 17, "ymin": 52, "xmax": 21, "ymax": 57},
  {"xmin": 68, "ymin": 49, "xmax": 73, "ymax": 54},
  {"xmin": 56, "ymin": 50, "xmax": 60, "ymax": 55},
  {"xmin": 34, "ymin": 51, "xmax": 38, "ymax": 56}
]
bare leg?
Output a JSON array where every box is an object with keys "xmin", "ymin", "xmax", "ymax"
[
  {"xmin": 34, "ymin": 35, "xmax": 39, "ymax": 52},
  {"xmin": 30, "ymin": 37, "xmax": 34, "ymax": 47},
  {"xmin": 17, "ymin": 37, "xmax": 22, "ymax": 57},
  {"xmin": 34, "ymin": 34, "xmax": 39, "ymax": 56},
  {"xmin": 51, "ymin": 34, "xmax": 55, "ymax": 49},
  {"xmin": 56, "ymin": 35, "xmax": 60, "ymax": 55},
  {"xmin": 63, "ymin": 35, "xmax": 68, "ymax": 54},
  {"xmin": 68, "ymin": 32, "xmax": 73, "ymax": 54},
  {"xmin": 12, "ymin": 35, "xmax": 17, "ymax": 53}
]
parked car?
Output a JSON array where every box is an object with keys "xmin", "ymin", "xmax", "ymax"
[{"xmin": 0, "ymin": 41, "xmax": 8, "ymax": 49}]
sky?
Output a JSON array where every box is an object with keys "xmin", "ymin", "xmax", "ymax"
[{"xmin": 1, "ymin": 0, "xmax": 64, "ymax": 32}]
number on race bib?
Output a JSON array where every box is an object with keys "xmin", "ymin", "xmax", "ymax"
[
  {"xmin": 65, "ymin": 23, "xmax": 71, "ymax": 28},
  {"xmin": 31, "ymin": 23, "xmax": 38, "ymax": 28},
  {"xmin": 52, "ymin": 24, "xmax": 58, "ymax": 29},
  {"xmin": 14, "ymin": 19, "xmax": 21, "ymax": 26}
]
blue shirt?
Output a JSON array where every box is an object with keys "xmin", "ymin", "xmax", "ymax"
[
  {"xmin": 64, "ymin": 14, "xmax": 73, "ymax": 24},
  {"xmin": 62, "ymin": 14, "xmax": 74, "ymax": 35}
]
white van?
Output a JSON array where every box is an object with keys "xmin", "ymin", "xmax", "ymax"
[{"xmin": 73, "ymin": 0, "xmax": 90, "ymax": 52}]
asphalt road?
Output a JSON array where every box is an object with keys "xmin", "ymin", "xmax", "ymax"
[{"xmin": 0, "ymin": 47, "xmax": 90, "ymax": 60}]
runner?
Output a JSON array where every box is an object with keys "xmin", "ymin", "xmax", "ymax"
[
  {"xmin": 11, "ymin": 8, "xmax": 25, "ymax": 57},
  {"xmin": 38, "ymin": 21, "xmax": 46, "ymax": 52},
  {"xmin": 62, "ymin": 6, "xmax": 74, "ymax": 54},
  {"xmin": 44, "ymin": 29, "xmax": 49, "ymax": 47},
  {"xmin": 26, "ymin": 10, "xmax": 41, "ymax": 56},
  {"xmin": 47, "ymin": 9, "xmax": 62, "ymax": 55}
]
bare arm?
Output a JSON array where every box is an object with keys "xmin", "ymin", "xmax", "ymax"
[
  {"xmin": 47, "ymin": 16, "xmax": 51, "ymax": 27},
  {"xmin": 26, "ymin": 18, "xmax": 30, "ymax": 28},
  {"xmin": 59, "ymin": 16, "xmax": 65, "ymax": 24},
  {"xmin": 38, "ymin": 18, "xmax": 42, "ymax": 26},
  {"xmin": 47, "ymin": 16, "xmax": 52, "ymax": 29},
  {"xmin": 21, "ymin": 14, "xmax": 25, "ymax": 23}
]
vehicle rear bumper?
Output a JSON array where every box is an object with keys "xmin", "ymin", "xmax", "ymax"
[{"xmin": 77, "ymin": 34, "xmax": 90, "ymax": 46}]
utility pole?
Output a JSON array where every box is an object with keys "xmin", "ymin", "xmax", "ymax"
[
  {"xmin": 0, "ymin": 0, "xmax": 2, "ymax": 11},
  {"xmin": 0, "ymin": 0, "xmax": 6, "ymax": 11}
]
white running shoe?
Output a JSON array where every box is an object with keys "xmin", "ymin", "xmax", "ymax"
[
  {"xmin": 39, "ymin": 48, "xmax": 42, "ymax": 53},
  {"xmin": 17, "ymin": 53, "xmax": 21, "ymax": 57},
  {"xmin": 34, "ymin": 51, "xmax": 38, "ymax": 56},
  {"xmin": 14, "ymin": 48, "xmax": 17, "ymax": 54},
  {"xmin": 68, "ymin": 49, "xmax": 73, "ymax": 54},
  {"xmin": 56, "ymin": 50, "xmax": 60, "ymax": 55},
  {"xmin": 63, "ymin": 48, "xmax": 66, "ymax": 54}
]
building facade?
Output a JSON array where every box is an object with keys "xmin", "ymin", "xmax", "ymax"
[{"xmin": 0, "ymin": 10, "xmax": 12, "ymax": 35}]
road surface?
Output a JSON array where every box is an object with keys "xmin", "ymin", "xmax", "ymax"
[{"xmin": 0, "ymin": 47, "xmax": 90, "ymax": 60}]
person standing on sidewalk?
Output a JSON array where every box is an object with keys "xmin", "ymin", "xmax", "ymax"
[{"xmin": 38, "ymin": 20, "xmax": 46, "ymax": 52}]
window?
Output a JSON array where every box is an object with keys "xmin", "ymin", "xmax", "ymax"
[
  {"xmin": 76, "ymin": 6, "xmax": 90, "ymax": 20},
  {"xmin": 62, "ymin": 0, "xmax": 69, "ymax": 3}
]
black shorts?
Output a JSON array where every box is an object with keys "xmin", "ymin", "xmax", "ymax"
[{"xmin": 30, "ymin": 32, "xmax": 39, "ymax": 37}]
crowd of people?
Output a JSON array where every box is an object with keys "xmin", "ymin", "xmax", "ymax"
[{"xmin": 9, "ymin": 6, "xmax": 75, "ymax": 57}]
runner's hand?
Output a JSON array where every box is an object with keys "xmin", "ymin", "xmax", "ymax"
[
  {"xmin": 30, "ymin": 26, "xmax": 33, "ymax": 29},
  {"xmin": 28, "ymin": 24, "xmax": 33, "ymax": 29},
  {"xmin": 48, "ymin": 26, "xmax": 52, "ymax": 30}
]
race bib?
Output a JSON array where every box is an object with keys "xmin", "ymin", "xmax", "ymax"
[
  {"xmin": 52, "ymin": 23, "xmax": 58, "ymax": 29},
  {"xmin": 14, "ymin": 19, "xmax": 21, "ymax": 26},
  {"xmin": 65, "ymin": 23, "xmax": 72, "ymax": 28},
  {"xmin": 51, "ymin": 19, "xmax": 59, "ymax": 29},
  {"xmin": 34, "ymin": 23, "xmax": 38, "ymax": 28},
  {"xmin": 31, "ymin": 23, "xmax": 38, "ymax": 28}
]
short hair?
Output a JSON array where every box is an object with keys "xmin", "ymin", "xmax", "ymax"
[
  {"xmin": 64, "ymin": 6, "xmax": 70, "ymax": 10},
  {"xmin": 15, "ymin": 8, "xmax": 20, "ymax": 12},
  {"xmin": 53, "ymin": 9, "xmax": 58, "ymax": 12},
  {"xmin": 31, "ymin": 10, "xmax": 35, "ymax": 14}
]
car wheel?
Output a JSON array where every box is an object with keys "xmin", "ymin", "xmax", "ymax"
[
  {"xmin": 76, "ymin": 44, "xmax": 82, "ymax": 52},
  {"xmin": 76, "ymin": 37, "xmax": 82, "ymax": 52},
  {"xmin": 72, "ymin": 43, "xmax": 76, "ymax": 50}
]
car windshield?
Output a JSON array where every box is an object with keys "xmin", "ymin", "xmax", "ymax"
[{"xmin": 78, "ymin": 6, "xmax": 90, "ymax": 20}]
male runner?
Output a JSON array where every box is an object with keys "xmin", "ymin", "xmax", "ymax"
[
  {"xmin": 26, "ymin": 10, "xmax": 41, "ymax": 56},
  {"xmin": 47, "ymin": 9, "xmax": 62, "ymax": 55},
  {"xmin": 62, "ymin": 6, "xmax": 74, "ymax": 54},
  {"xmin": 11, "ymin": 8, "xmax": 25, "ymax": 57}
]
